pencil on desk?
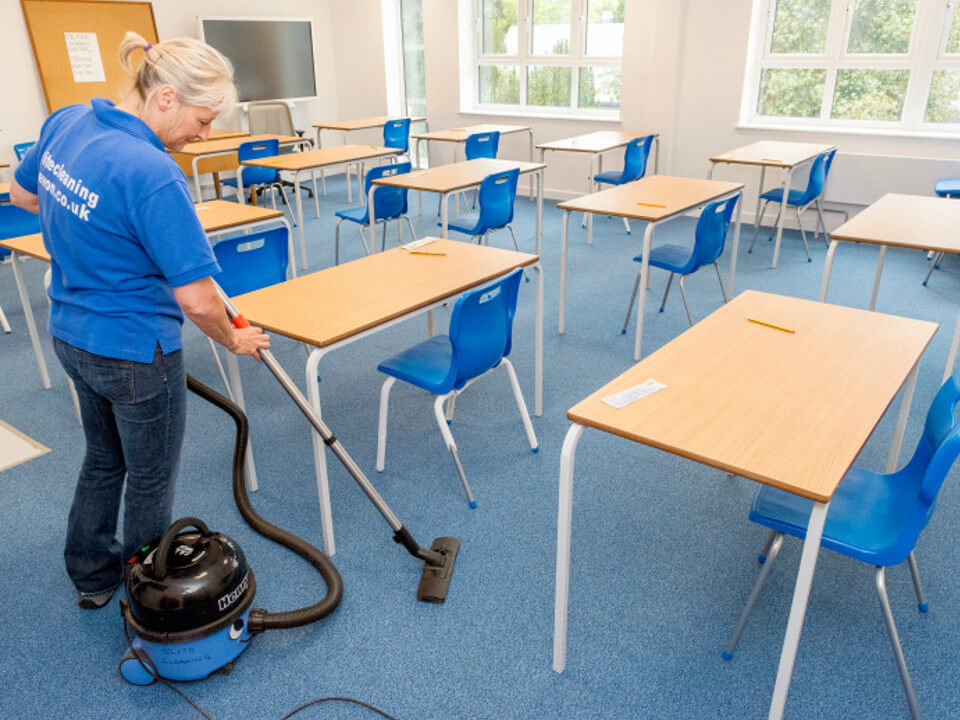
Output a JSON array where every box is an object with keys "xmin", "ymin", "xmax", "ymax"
[
  {"xmin": 407, "ymin": 250, "xmax": 446, "ymax": 256},
  {"xmin": 747, "ymin": 317, "xmax": 795, "ymax": 334},
  {"xmin": 637, "ymin": 202, "xmax": 666, "ymax": 208},
  {"xmin": 761, "ymin": 158, "xmax": 783, "ymax": 163}
]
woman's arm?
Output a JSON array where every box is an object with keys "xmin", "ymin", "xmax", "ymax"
[
  {"xmin": 173, "ymin": 276, "xmax": 270, "ymax": 359},
  {"xmin": 10, "ymin": 179, "xmax": 39, "ymax": 214}
]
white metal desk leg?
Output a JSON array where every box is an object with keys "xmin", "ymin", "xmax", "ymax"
[
  {"xmin": 11, "ymin": 253, "xmax": 51, "ymax": 389},
  {"xmin": 528, "ymin": 129, "xmax": 535, "ymax": 201},
  {"xmin": 346, "ymin": 161, "xmax": 353, "ymax": 203},
  {"xmin": 886, "ymin": 359, "xmax": 919, "ymax": 473},
  {"xmin": 536, "ymin": 169, "xmax": 543, "ymax": 256},
  {"xmin": 553, "ymin": 423, "xmax": 586, "ymax": 673},
  {"xmin": 587, "ymin": 155, "xmax": 596, "ymax": 244},
  {"xmin": 191, "ymin": 157, "xmax": 203, "ymax": 202},
  {"xmin": 225, "ymin": 353, "xmax": 258, "ymax": 492},
  {"xmin": 634, "ymin": 223, "xmax": 655, "ymax": 361},
  {"xmin": 281, "ymin": 218, "xmax": 297, "ymax": 278},
  {"xmin": 312, "ymin": 170, "xmax": 321, "ymax": 218},
  {"xmin": 818, "ymin": 240, "xmax": 839, "ymax": 302},
  {"xmin": 771, "ymin": 167, "xmax": 793, "ymax": 269},
  {"xmin": 306, "ymin": 350, "xmax": 336, "ymax": 556},
  {"xmin": 707, "ymin": 160, "xmax": 715, "ymax": 180},
  {"xmin": 943, "ymin": 312, "xmax": 960, "ymax": 384},
  {"xmin": 368, "ymin": 183, "xmax": 377, "ymax": 252},
  {"xmin": 295, "ymin": 172, "xmax": 308, "ymax": 270},
  {"xmin": 441, "ymin": 192, "xmax": 449, "ymax": 239},
  {"xmin": 559, "ymin": 209, "xmax": 570, "ymax": 334},
  {"xmin": 728, "ymin": 192, "xmax": 743, "ymax": 294},
  {"xmin": 768, "ymin": 499, "xmax": 829, "ymax": 720},
  {"xmin": 357, "ymin": 161, "xmax": 364, "ymax": 205},
  {"xmin": 0, "ymin": 304, "xmax": 9, "ymax": 333},
  {"xmin": 869, "ymin": 245, "xmax": 887, "ymax": 312},
  {"xmin": 535, "ymin": 261, "xmax": 543, "ymax": 416},
  {"xmin": 755, "ymin": 166, "xmax": 767, "ymax": 234},
  {"xmin": 654, "ymin": 136, "xmax": 660, "ymax": 174},
  {"xmin": 415, "ymin": 138, "xmax": 422, "ymax": 215},
  {"xmin": 316, "ymin": 128, "xmax": 326, "ymax": 196}
]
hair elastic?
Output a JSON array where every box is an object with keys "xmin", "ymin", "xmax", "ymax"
[{"xmin": 144, "ymin": 43, "xmax": 153, "ymax": 52}]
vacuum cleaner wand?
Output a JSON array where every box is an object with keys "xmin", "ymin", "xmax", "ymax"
[{"xmin": 217, "ymin": 284, "xmax": 459, "ymax": 603}]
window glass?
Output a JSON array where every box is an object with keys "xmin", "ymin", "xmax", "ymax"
[
  {"xmin": 946, "ymin": 5, "xmax": 960, "ymax": 54},
  {"xmin": 399, "ymin": 0, "xmax": 426, "ymax": 118},
  {"xmin": 769, "ymin": 0, "xmax": 832, "ymax": 54},
  {"xmin": 585, "ymin": 0, "xmax": 624, "ymax": 56},
  {"xmin": 757, "ymin": 67, "xmax": 827, "ymax": 117},
  {"xmin": 527, "ymin": 66, "xmax": 572, "ymax": 106},
  {"xmin": 831, "ymin": 68, "xmax": 910, "ymax": 120},
  {"xmin": 846, "ymin": 0, "xmax": 917, "ymax": 54},
  {"xmin": 579, "ymin": 66, "xmax": 621, "ymax": 108},
  {"xmin": 925, "ymin": 70, "xmax": 960, "ymax": 122},
  {"xmin": 479, "ymin": 65, "xmax": 521, "ymax": 104},
  {"xmin": 483, "ymin": 0, "xmax": 519, "ymax": 55},
  {"xmin": 533, "ymin": 0, "xmax": 572, "ymax": 55}
]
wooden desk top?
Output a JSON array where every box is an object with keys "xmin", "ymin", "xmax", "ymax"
[
  {"xmin": 830, "ymin": 193, "xmax": 960, "ymax": 254},
  {"xmin": 233, "ymin": 239, "xmax": 537, "ymax": 347},
  {"xmin": 177, "ymin": 134, "xmax": 303, "ymax": 157},
  {"xmin": 209, "ymin": 129, "xmax": 249, "ymax": 140},
  {"xmin": 557, "ymin": 175, "xmax": 743, "ymax": 222},
  {"xmin": 0, "ymin": 233, "xmax": 48, "ymax": 262},
  {"xmin": 0, "ymin": 182, "xmax": 10, "ymax": 196},
  {"xmin": 372, "ymin": 158, "xmax": 545, "ymax": 193},
  {"xmin": 568, "ymin": 290, "xmax": 937, "ymax": 502},
  {"xmin": 0, "ymin": 162, "xmax": 9, "ymax": 169},
  {"xmin": 536, "ymin": 131, "xmax": 658, "ymax": 154},
  {"xmin": 241, "ymin": 144, "xmax": 402, "ymax": 172},
  {"xmin": 313, "ymin": 115, "xmax": 426, "ymax": 132},
  {"xmin": 195, "ymin": 200, "xmax": 283, "ymax": 233},
  {"xmin": 710, "ymin": 141, "xmax": 836, "ymax": 168},
  {"xmin": 413, "ymin": 124, "xmax": 532, "ymax": 143}
]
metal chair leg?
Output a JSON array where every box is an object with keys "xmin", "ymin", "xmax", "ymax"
[
  {"xmin": 713, "ymin": 261, "xmax": 729, "ymax": 302},
  {"xmin": 757, "ymin": 528, "xmax": 778, "ymax": 564},
  {"xmin": 659, "ymin": 272, "xmax": 675, "ymax": 312},
  {"xmin": 402, "ymin": 214, "xmax": 417, "ymax": 241},
  {"xmin": 501, "ymin": 358, "xmax": 538, "ymax": 451},
  {"xmin": 0, "ymin": 303, "xmax": 10, "ymax": 333},
  {"xmin": 621, "ymin": 271, "xmax": 643, "ymax": 334},
  {"xmin": 750, "ymin": 200, "xmax": 769, "ymax": 252},
  {"xmin": 506, "ymin": 224, "xmax": 521, "ymax": 252},
  {"xmin": 723, "ymin": 532, "xmax": 784, "ymax": 659},
  {"xmin": 376, "ymin": 376, "xmax": 396, "ymax": 472},
  {"xmin": 357, "ymin": 225, "xmax": 371, "ymax": 256},
  {"xmin": 923, "ymin": 253, "xmax": 943, "ymax": 286},
  {"xmin": 907, "ymin": 551, "xmax": 928, "ymax": 612},
  {"xmin": 765, "ymin": 203, "xmax": 783, "ymax": 243},
  {"xmin": 334, "ymin": 218, "xmax": 342, "ymax": 265},
  {"xmin": 796, "ymin": 207, "xmax": 811, "ymax": 261},
  {"xmin": 876, "ymin": 566, "xmax": 922, "ymax": 720},
  {"xmin": 622, "ymin": 216, "xmax": 632, "ymax": 234},
  {"xmin": 815, "ymin": 198, "xmax": 829, "ymax": 245},
  {"xmin": 381, "ymin": 219, "xmax": 388, "ymax": 252},
  {"xmin": 678, "ymin": 275, "xmax": 694, "ymax": 326},
  {"xmin": 433, "ymin": 393, "xmax": 476, "ymax": 508}
]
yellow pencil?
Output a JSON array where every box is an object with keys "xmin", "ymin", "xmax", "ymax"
[
  {"xmin": 761, "ymin": 158, "xmax": 783, "ymax": 163},
  {"xmin": 637, "ymin": 202, "xmax": 666, "ymax": 208},
  {"xmin": 747, "ymin": 317, "xmax": 794, "ymax": 334},
  {"xmin": 407, "ymin": 250, "xmax": 446, "ymax": 256}
]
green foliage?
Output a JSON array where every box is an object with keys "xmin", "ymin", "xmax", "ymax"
[
  {"xmin": 769, "ymin": 0, "xmax": 831, "ymax": 54},
  {"xmin": 534, "ymin": 0, "xmax": 571, "ymax": 25},
  {"xmin": 758, "ymin": 68, "xmax": 826, "ymax": 117},
  {"xmin": 847, "ymin": 0, "xmax": 917, "ymax": 54},
  {"xmin": 479, "ymin": 66, "xmax": 520, "ymax": 104},
  {"xmin": 925, "ymin": 70, "xmax": 960, "ymax": 123},
  {"xmin": 579, "ymin": 67, "xmax": 621, "ymax": 107},
  {"xmin": 947, "ymin": 8, "xmax": 960, "ymax": 53},
  {"xmin": 831, "ymin": 69, "xmax": 909, "ymax": 120},
  {"xmin": 483, "ymin": 0, "xmax": 518, "ymax": 54},
  {"xmin": 587, "ymin": 0, "xmax": 624, "ymax": 23},
  {"xmin": 528, "ymin": 66, "xmax": 572, "ymax": 106}
]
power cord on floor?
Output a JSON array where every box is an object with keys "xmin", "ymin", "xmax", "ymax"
[{"xmin": 121, "ymin": 611, "xmax": 397, "ymax": 720}]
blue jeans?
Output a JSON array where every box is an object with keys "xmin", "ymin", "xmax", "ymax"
[{"xmin": 53, "ymin": 337, "xmax": 186, "ymax": 595}]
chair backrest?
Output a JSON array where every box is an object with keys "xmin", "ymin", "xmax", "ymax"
[
  {"xmin": 363, "ymin": 161, "xmax": 412, "ymax": 220},
  {"xmin": 238, "ymin": 139, "xmax": 281, "ymax": 187},
  {"xmin": 693, "ymin": 193, "xmax": 740, "ymax": 268},
  {"xmin": 14, "ymin": 142, "xmax": 35, "ymax": 162},
  {"xmin": 247, "ymin": 102, "xmax": 295, "ymax": 136},
  {"xmin": 383, "ymin": 118, "xmax": 412, "ymax": 153},
  {"xmin": 476, "ymin": 168, "xmax": 520, "ymax": 234},
  {"xmin": 448, "ymin": 268, "xmax": 524, "ymax": 389},
  {"xmin": 796, "ymin": 148, "xmax": 837, "ymax": 205},
  {"xmin": 465, "ymin": 131, "xmax": 500, "ymax": 160},
  {"xmin": 212, "ymin": 226, "xmax": 289, "ymax": 297},
  {"xmin": 881, "ymin": 373, "xmax": 960, "ymax": 563},
  {"xmin": 619, "ymin": 135, "xmax": 655, "ymax": 183}
]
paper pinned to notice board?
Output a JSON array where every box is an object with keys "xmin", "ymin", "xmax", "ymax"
[{"xmin": 64, "ymin": 32, "xmax": 106, "ymax": 83}]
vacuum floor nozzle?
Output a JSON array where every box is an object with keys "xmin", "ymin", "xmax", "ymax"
[{"xmin": 417, "ymin": 537, "xmax": 460, "ymax": 604}]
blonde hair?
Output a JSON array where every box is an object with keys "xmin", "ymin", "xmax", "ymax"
[{"xmin": 118, "ymin": 31, "xmax": 237, "ymax": 115}]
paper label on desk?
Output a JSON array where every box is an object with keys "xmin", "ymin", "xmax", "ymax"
[
  {"xmin": 402, "ymin": 238, "xmax": 437, "ymax": 250},
  {"xmin": 602, "ymin": 380, "xmax": 666, "ymax": 409}
]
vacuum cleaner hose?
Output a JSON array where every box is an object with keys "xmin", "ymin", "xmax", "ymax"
[{"xmin": 186, "ymin": 373, "xmax": 343, "ymax": 634}]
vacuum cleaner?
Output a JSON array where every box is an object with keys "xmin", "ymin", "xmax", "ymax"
[{"xmin": 118, "ymin": 288, "xmax": 460, "ymax": 685}]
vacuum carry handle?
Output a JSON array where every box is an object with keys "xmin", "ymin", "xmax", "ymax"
[{"xmin": 154, "ymin": 517, "xmax": 211, "ymax": 579}]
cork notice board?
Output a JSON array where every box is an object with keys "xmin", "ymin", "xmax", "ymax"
[{"xmin": 21, "ymin": 0, "xmax": 158, "ymax": 112}]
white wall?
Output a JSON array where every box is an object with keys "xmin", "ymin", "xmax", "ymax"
[{"xmin": 0, "ymin": 0, "xmax": 340, "ymax": 166}]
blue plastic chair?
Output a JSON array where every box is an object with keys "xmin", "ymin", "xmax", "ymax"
[
  {"xmin": 375, "ymin": 268, "xmax": 538, "ymax": 508},
  {"xmin": 212, "ymin": 227, "xmax": 289, "ymax": 298},
  {"xmin": 220, "ymin": 139, "xmax": 294, "ymax": 220},
  {"xmin": 446, "ymin": 168, "xmax": 523, "ymax": 254},
  {"xmin": 334, "ymin": 162, "xmax": 415, "ymax": 264},
  {"xmin": 383, "ymin": 118, "xmax": 412, "ymax": 155},
  {"xmin": 622, "ymin": 193, "xmax": 739, "ymax": 331},
  {"xmin": 750, "ymin": 148, "xmax": 838, "ymax": 262},
  {"xmin": 723, "ymin": 374, "xmax": 960, "ymax": 720},
  {"xmin": 441, "ymin": 130, "xmax": 501, "ymax": 214},
  {"xmin": 14, "ymin": 142, "xmax": 35, "ymax": 161},
  {"xmin": 0, "ymin": 205, "xmax": 43, "ymax": 333},
  {"xmin": 590, "ymin": 134, "xmax": 655, "ymax": 236},
  {"xmin": 923, "ymin": 179, "xmax": 960, "ymax": 286}
]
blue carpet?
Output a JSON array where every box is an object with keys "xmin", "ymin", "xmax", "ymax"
[{"xmin": 2, "ymin": 173, "xmax": 959, "ymax": 719}]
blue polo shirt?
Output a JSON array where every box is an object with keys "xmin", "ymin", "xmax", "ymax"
[{"xmin": 15, "ymin": 98, "xmax": 219, "ymax": 363}]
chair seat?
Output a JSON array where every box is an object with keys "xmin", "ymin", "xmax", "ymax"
[
  {"xmin": 935, "ymin": 178, "xmax": 960, "ymax": 197},
  {"xmin": 594, "ymin": 170, "xmax": 624, "ymax": 185},
  {"xmin": 446, "ymin": 212, "xmax": 482, "ymax": 236},
  {"xmin": 0, "ymin": 205, "xmax": 42, "ymax": 239},
  {"xmin": 749, "ymin": 465, "xmax": 919, "ymax": 566},
  {"xmin": 378, "ymin": 335, "xmax": 455, "ymax": 395},
  {"xmin": 335, "ymin": 205, "xmax": 369, "ymax": 224},
  {"xmin": 759, "ymin": 187, "xmax": 808, "ymax": 206},
  {"xmin": 632, "ymin": 243, "xmax": 696, "ymax": 274}
]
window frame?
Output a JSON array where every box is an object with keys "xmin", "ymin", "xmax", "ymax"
[
  {"xmin": 467, "ymin": 0, "xmax": 624, "ymax": 118},
  {"xmin": 741, "ymin": 0, "xmax": 960, "ymax": 133}
]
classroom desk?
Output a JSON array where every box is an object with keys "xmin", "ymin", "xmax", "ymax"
[
  {"xmin": 242, "ymin": 145, "xmax": 404, "ymax": 270},
  {"xmin": 413, "ymin": 124, "xmax": 536, "ymax": 205},
  {"xmin": 175, "ymin": 134, "xmax": 309, "ymax": 203},
  {"xmin": 369, "ymin": 158, "xmax": 545, "ymax": 254},
  {"xmin": 556, "ymin": 175, "xmax": 743, "ymax": 361},
  {"xmin": 313, "ymin": 115, "xmax": 426, "ymax": 196},
  {"xmin": 0, "ymin": 182, "xmax": 9, "ymax": 199},
  {"xmin": 553, "ymin": 289, "xmax": 936, "ymax": 719},
  {"xmin": 232, "ymin": 238, "xmax": 542, "ymax": 555},
  {"xmin": 708, "ymin": 141, "xmax": 836, "ymax": 268},
  {"xmin": 536, "ymin": 131, "xmax": 661, "ymax": 245},
  {"xmin": 820, "ymin": 192, "xmax": 960, "ymax": 384}
]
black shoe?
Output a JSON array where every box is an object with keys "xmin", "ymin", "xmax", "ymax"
[{"xmin": 77, "ymin": 586, "xmax": 117, "ymax": 609}]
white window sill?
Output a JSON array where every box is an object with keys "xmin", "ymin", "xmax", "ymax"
[
  {"xmin": 736, "ymin": 121, "xmax": 960, "ymax": 141},
  {"xmin": 459, "ymin": 107, "xmax": 622, "ymax": 123}
]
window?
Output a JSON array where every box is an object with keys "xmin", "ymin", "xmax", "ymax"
[
  {"xmin": 399, "ymin": 0, "xmax": 426, "ymax": 119},
  {"xmin": 742, "ymin": 0, "xmax": 960, "ymax": 132},
  {"xmin": 470, "ymin": 0, "xmax": 623, "ymax": 115}
]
